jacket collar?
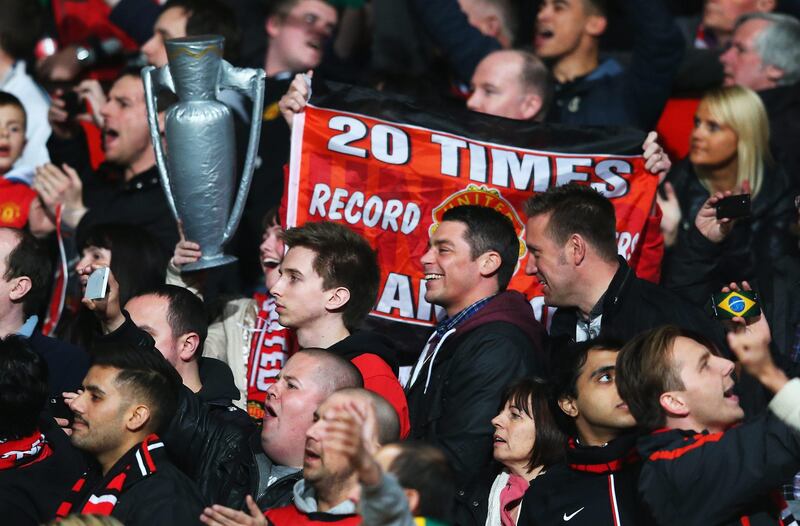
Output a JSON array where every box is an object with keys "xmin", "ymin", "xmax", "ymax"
[
  {"xmin": 566, "ymin": 432, "xmax": 640, "ymax": 474},
  {"xmin": 291, "ymin": 479, "xmax": 357, "ymax": 515},
  {"xmin": 599, "ymin": 257, "xmax": 634, "ymax": 317}
]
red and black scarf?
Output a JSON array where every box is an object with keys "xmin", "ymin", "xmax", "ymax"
[
  {"xmin": 0, "ymin": 429, "xmax": 53, "ymax": 470},
  {"xmin": 246, "ymin": 292, "xmax": 294, "ymax": 421},
  {"xmin": 55, "ymin": 434, "xmax": 163, "ymax": 518}
]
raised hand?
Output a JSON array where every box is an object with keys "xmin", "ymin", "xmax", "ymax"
[
  {"xmin": 279, "ymin": 71, "xmax": 312, "ymax": 128},
  {"xmin": 695, "ymin": 191, "xmax": 735, "ymax": 244},
  {"xmin": 657, "ymin": 182, "xmax": 681, "ymax": 247},
  {"xmin": 642, "ymin": 131, "xmax": 671, "ymax": 184},
  {"xmin": 32, "ymin": 163, "xmax": 87, "ymax": 228}
]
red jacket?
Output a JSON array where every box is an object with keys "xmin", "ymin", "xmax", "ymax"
[
  {"xmin": 351, "ymin": 353, "xmax": 411, "ymax": 438},
  {"xmin": 265, "ymin": 504, "xmax": 361, "ymax": 526},
  {"xmin": 328, "ymin": 331, "xmax": 411, "ymax": 439},
  {"xmin": 0, "ymin": 178, "xmax": 36, "ymax": 228}
]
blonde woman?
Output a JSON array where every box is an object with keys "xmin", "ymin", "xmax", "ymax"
[{"xmin": 659, "ymin": 86, "xmax": 797, "ymax": 295}]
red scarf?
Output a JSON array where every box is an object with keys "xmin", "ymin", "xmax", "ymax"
[
  {"xmin": 246, "ymin": 292, "xmax": 294, "ymax": 421},
  {"xmin": 56, "ymin": 434, "xmax": 162, "ymax": 518},
  {"xmin": 499, "ymin": 473, "xmax": 528, "ymax": 526},
  {"xmin": 0, "ymin": 430, "xmax": 53, "ymax": 470}
]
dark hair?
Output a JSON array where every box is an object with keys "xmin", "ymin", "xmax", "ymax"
[
  {"xmin": 0, "ymin": 91, "xmax": 26, "ymax": 128},
  {"xmin": 500, "ymin": 377, "xmax": 565, "ymax": 471},
  {"xmin": 0, "ymin": 0, "xmax": 43, "ymax": 59},
  {"xmin": 281, "ymin": 222, "xmax": 379, "ymax": 330},
  {"xmin": 3, "ymin": 228, "xmax": 52, "ymax": 318},
  {"xmin": 116, "ymin": 67, "xmax": 175, "ymax": 112},
  {"xmin": 133, "ymin": 285, "xmax": 208, "ymax": 354},
  {"xmin": 441, "ymin": 205, "xmax": 520, "ymax": 291},
  {"xmin": 524, "ymin": 184, "xmax": 618, "ymax": 262},
  {"xmin": 90, "ymin": 342, "xmax": 182, "ymax": 434},
  {"xmin": 386, "ymin": 441, "xmax": 455, "ymax": 523},
  {"xmin": 583, "ymin": 0, "xmax": 609, "ymax": 17},
  {"xmin": 261, "ymin": 207, "xmax": 281, "ymax": 230},
  {"xmin": 550, "ymin": 337, "xmax": 624, "ymax": 435},
  {"xmin": 164, "ymin": 0, "xmax": 240, "ymax": 63},
  {"xmin": 552, "ymin": 337, "xmax": 625, "ymax": 400},
  {"xmin": 0, "ymin": 335, "xmax": 48, "ymax": 438},
  {"xmin": 77, "ymin": 223, "xmax": 167, "ymax": 308},
  {"xmin": 268, "ymin": 0, "xmax": 334, "ymax": 18},
  {"xmin": 616, "ymin": 326, "xmax": 717, "ymax": 430},
  {"xmin": 63, "ymin": 224, "xmax": 166, "ymax": 349}
]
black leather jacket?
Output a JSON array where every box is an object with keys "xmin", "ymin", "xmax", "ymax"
[
  {"xmin": 662, "ymin": 159, "xmax": 798, "ymax": 294},
  {"xmin": 164, "ymin": 387, "xmax": 300, "ymax": 510}
]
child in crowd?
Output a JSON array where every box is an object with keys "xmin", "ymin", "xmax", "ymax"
[{"xmin": 0, "ymin": 91, "xmax": 53, "ymax": 236}]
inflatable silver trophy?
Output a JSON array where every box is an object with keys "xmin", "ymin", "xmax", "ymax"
[{"xmin": 142, "ymin": 35, "xmax": 265, "ymax": 271}]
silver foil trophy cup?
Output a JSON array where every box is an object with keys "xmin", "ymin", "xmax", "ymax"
[{"xmin": 142, "ymin": 35, "xmax": 266, "ymax": 271}]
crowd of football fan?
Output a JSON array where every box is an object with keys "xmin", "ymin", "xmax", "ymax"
[{"xmin": 0, "ymin": 0, "xmax": 799, "ymax": 525}]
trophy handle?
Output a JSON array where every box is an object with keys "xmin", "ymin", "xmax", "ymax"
[
  {"xmin": 141, "ymin": 65, "xmax": 181, "ymax": 223},
  {"xmin": 218, "ymin": 61, "xmax": 266, "ymax": 245}
]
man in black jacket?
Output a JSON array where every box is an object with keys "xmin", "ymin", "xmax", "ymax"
[
  {"xmin": 98, "ymin": 284, "xmax": 246, "ymax": 415},
  {"xmin": 616, "ymin": 324, "xmax": 800, "ymax": 525},
  {"xmin": 520, "ymin": 338, "xmax": 647, "ymax": 525},
  {"xmin": 59, "ymin": 342, "xmax": 206, "ymax": 525},
  {"xmin": 34, "ymin": 70, "xmax": 178, "ymax": 254},
  {"xmin": 0, "ymin": 336, "xmax": 84, "ymax": 526},
  {"xmin": 405, "ymin": 205, "xmax": 546, "ymax": 481},
  {"xmin": 165, "ymin": 349, "xmax": 363, "ymax": 512},
  {"xmin": 524, "ymin": 184, "xmax": 725, "ymax": 348}
]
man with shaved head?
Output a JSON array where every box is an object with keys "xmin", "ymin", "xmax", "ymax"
[
  {"xmin": 164, "ymin": 349, "xmax": 363, "ymax": 513},
  {"xmin": 200, "ymin": 387, "xmax": 400, "ymax": 525}
]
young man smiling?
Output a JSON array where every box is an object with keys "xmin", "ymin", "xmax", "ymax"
[{"xmin": 406, "ymin": 205, "xmax": 545, "ymax": 480}]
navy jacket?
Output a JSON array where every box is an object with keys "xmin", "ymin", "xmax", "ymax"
[
  {"xmin": 548, "ymin": 0, "xmax": 684, "ymax": 130},
  {"xmin": 28, "ymin": 331, "xmax": 89, "ymax": 398}
]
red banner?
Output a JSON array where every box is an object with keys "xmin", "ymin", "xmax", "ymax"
[{"xmin": 284, "ymin": 98, "xmax": 658, "ymax": 328}]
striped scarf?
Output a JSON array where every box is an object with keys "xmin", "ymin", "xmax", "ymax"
[
  {"xmin": 56, "ymin": 434, "xmax": 163, "ymax": 518},
  {"xmin": 0, "ymin": 430, "xmax": 53, "ymax": 470}
]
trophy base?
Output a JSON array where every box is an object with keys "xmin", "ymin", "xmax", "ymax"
[{"xmin": 181, "ymin": 254, "xmax": 238, "ymax": 272}]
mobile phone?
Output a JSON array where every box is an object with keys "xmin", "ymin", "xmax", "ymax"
[
  {"xmin": 715, "ymin": 194, "xmax": 751, "ymax": 220},
  {"xmin": 62, "ymin": 90, "xmax": 84, "ymax": 119},
  {"xmin": 49, "ymin": 395, "xmax": 74, "ymax": 423},
  {"xmin": 84, "ymin": 266, "xmax": 110, "ymax": 300},
  {"xmin": 710, "ymin": 289, "xmax": 760, "ymax": 319}
]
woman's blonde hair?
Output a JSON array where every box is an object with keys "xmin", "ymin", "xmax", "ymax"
[
  {"xmin": 695, "ymin": 86, "xmax": 772, "ymax": 198},
  {"xmin": 48, "ymin": 515, "xmax": 125, "ymax": 526}
]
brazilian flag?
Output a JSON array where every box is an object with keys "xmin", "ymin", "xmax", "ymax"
[
  {"xmin": 713, "ymin": 290, "xmax": 760, "ymax": 319},
  {"xmin": 414, "ymin": 518, "xmax": 449, "ymax": 526}
]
